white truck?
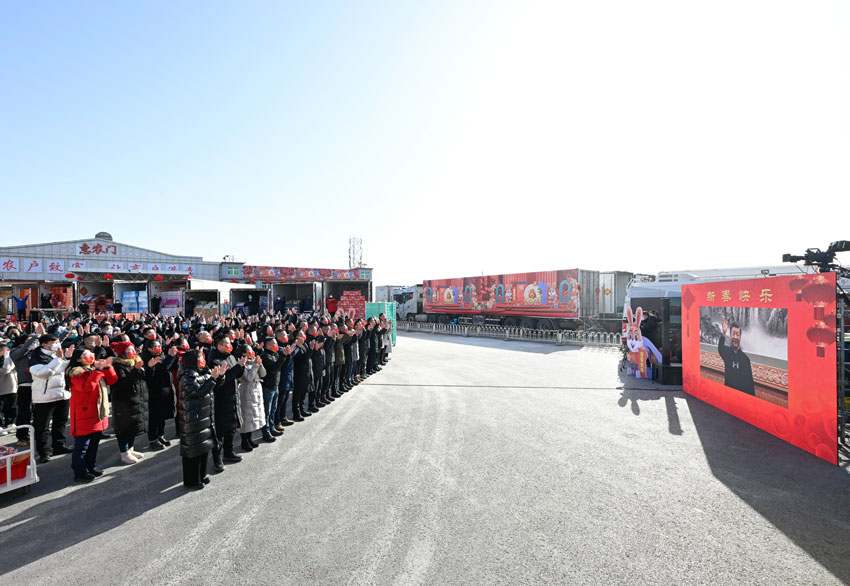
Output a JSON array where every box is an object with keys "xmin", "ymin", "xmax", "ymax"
[{"xmin": 375, "ymin": 284, "xmax": 424, "ymax": 321}]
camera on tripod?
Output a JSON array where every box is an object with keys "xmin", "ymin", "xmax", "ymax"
[{"xmin": 783, "ymin": 241, "xmax": 850, "ymax": 272}]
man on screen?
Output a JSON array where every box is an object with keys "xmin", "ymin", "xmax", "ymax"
[{"xmin": 718, "ymin": 317, "xmax": 755, "ymax": 395}]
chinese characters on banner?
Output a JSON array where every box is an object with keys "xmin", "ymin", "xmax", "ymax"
[
  {"xmin": 23, "ymin": 258, "xmax": 42, "ymax": 273},
  {"xmin": 0, "ymin": 258, "xmax": 19, "ymax": 272},
  {"xmin": 77, "ymin": 243, "xmax": 119, "ymax": 256},
  {"xmin": 0, "ymin": 257, "xmax": 194, "ymax": 276}
]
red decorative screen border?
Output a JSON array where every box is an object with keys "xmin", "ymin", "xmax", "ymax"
[{"xmin": 682, "ymin": 273, "xmax": 837, "ymax": 464}]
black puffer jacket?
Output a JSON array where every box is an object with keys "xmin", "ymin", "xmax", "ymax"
[
  {"xmin": 177, "ymin": 351, "xmax": 215, "ymax": 458},
  {"xmin": 112, "ymin": 358, "xmax": 149, "ymax": 437},
  {"xmin": 208, "ymin": 348, "xmax": 243, "ymax": 434},
  {"xmin": 142, "ymin": 350, "xmax": 177, "ymax": 422},
  {"xmin": 259, "ymin": 348, "xmax": 288, "ymax": 390}
]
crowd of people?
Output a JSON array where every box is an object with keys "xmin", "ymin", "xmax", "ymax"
[{"xmin": 0, "ymin": 308, "xmax": 393, "ymax": 489}]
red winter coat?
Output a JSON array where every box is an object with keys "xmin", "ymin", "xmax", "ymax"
[{"xmin": 69, "ymin": 366, "xmax": 118, "ymax": 436}]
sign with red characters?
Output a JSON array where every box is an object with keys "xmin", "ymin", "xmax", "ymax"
[{"xmin": 682, "ymin": 273, "xmax": 838, "ymax": 464}]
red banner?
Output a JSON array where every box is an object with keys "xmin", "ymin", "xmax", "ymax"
[
  {"xmin": 682, "ymin": 273, "xmax": 837, "ymax": 464},
  {"xmin": 423, "ymin": 269, "xmax": 580, "ymax": 318},
  {"xmin": 242, "ymin": 266, "xmax": 365, "ymax": 282}
]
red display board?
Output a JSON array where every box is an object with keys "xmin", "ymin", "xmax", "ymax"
[
  {"xmin": 682, "ymin": 273, "xmax": 837, "ymax": 464},
  {"xmin": 423, "ymin": 269, "xmax": 580, "ymax": 319}
]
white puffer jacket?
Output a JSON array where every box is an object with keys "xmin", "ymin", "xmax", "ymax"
[
  {"xmin": 237, "ymin": 362, "xmax": 267, "ymax": 433},
  {"xmin": 31, "ymin": 355, "xmax": 71, "ymax": 403},
  {"xmin": 0, "ymin": 353, "xmax": 16, "ymax": 396}
]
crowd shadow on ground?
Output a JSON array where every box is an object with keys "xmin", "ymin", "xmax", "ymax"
[
  {"xmin": 0, "ymin": 433, "xmax": 189, "ymax": 576},
  {"xmin": 398, "ymin": 331, "xmax": 610, "ymax": 356},
  {"xmin": 684, "ymin": 395, "xmax": 850, "ymax": 584}
]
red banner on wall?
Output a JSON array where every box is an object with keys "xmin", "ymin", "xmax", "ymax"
[{"xmin": 682, "ymin": 273, "xmax": 837, "ymax": 464}]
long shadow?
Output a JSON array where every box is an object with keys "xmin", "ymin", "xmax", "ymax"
[
  {"xmin": 0, "ymin": 436, "xmax": 189, "ymax": 576},
  {"xmin": 398, "ymin": 331, "xmax": 601, "ymax": 355},
  {"xmin": 685, "ymin": 395, "xmax": 850, "ymax": 583},
  {"xmin": 617, "ymin": 387, "xmax": 684, "ymax": 435}
]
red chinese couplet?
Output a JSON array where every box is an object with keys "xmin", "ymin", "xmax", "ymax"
[{"xmin": 682, "ymin": 273, "xmax": 838, "ymax": 464}]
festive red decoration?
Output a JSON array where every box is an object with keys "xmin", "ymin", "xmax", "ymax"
[
  {"xmin": 64, "ymin": 273, "xmax": 75, "ymax": 279},
  {"xmin": 154, "ymin": 275, "xmax": 164, "ymax": 281},
  {"xmin": 186, "ymin": 276, "xmax": 192, "ymax": 280},
  {"xmin": 788, "ymin": 276, "xmax": 808, "ymax": 301},
  {"xmin": 801, "ymin": 275, "xmax": 834, "ymax": 320},
  {"xmin": 103, "ymin": 273, "xmax": 114, "ymax": 280},
  {"xmin": 249, "ymin": 279, "xmax": 255, "ymax": 284},
  {"xmin": 76, "ymin": 276, "xmax": 83, "ymax": 281},
  {"xmin": 806, "ymin": 322, "xmax": 835, "ymax": 357},
  {"xmin": 232, "ymin": 279, "xmax": 237, "ymax": 283}
]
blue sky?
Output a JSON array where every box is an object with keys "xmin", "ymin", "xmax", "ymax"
[{"xmin": 2, "ymin": 1, "xmax": 850, "ymax": 285}]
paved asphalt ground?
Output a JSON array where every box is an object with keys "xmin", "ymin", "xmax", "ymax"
[{"xmin": 2, "ymin": 332, "xmax": 849, "ymax": 585}]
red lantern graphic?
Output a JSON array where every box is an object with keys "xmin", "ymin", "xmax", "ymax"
[
  {"xmin": 76, "ymin": 276, "xmax": 83, "ymax": 281},
  {"xmin": 64, "ymin": 273, "xmax": 75, "ymax": 280},
  {"xmin": 186, "ymin": 276, "xmax": 192, "ymax": 280},
  {"xmin": 249, "ymin": 279, "xmax": 255, "ymax": 284},
  {"xmin": 801, "ymin": 275, "xmax": 834, "ymax": 320},
  {"xmin": 232, "ymin": 279, "xmax": 237, "ymax": 283},
  {"xmin": 154, "ymin": 275, "xmax": 164, "ymax": 281},
  {"xmin": 103, "ymin": 273, "xmax": 114, "ymax": 280},
  {"xmin": 806, "ymin": 322, "xmax": 835, "ymax": 357},
  {"xmin": 788, "ymin": 276, "xmax": 808, "ymax": 301}
]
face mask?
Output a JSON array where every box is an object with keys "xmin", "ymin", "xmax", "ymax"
[
  {"xmin": 145, "ymin": 333, "xmax": 156, "ymax": 340},
  {"xmin": 81, "ymin": 353, "xmax": 95, "ymax": 366},
  {"xmin": 150, "ymin": 347, "xmax": 162, "ymax": 355},
  {"xmin": 126, "ymin": 348, "xmax": 137, "ymax": 359},
  {"xmin": 69, "ymin": 333, "xmax": 78, "ymax": 339},
  {"xmin": 221, "ymin": 341, "xmax": 232, "ymax": 354},
  {"xmin": 268, "ymin": 343, "xmax": 279, "ymax": 352},
  {"xmin": 51, "ymin": 342, "xmax": 61, "ymax": 352},
  {"xmin": 246, "ymin": 352, "xmax": 255, "ymax": 360},
  {"xmin": 104, "ymin": 330, "xmax": 113, "ymax": 336},
  {"xmin": 197, "ymin": 354, "xmax": 207, "ymax": 368}
]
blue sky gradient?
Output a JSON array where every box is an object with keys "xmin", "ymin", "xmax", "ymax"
[{"xmin": 3, "ymin": 1, "xmax": 849, "ymax": 284}]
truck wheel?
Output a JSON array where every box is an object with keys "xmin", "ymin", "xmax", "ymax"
[
  {"xmin": 519, "ymin": 318, "xmax": 537, "ymax": 329},
  {"xmin": 504, "ymin": 317, "xmax": 520, "ymax": 327},
  {"xmin": 537, "ymin": 319, "xmax": 555, "ymax": 331}
]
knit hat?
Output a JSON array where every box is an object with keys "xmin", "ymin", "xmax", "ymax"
[{"xmin": 110, "ymin": 341, "xmax": 134, "ymax": 357}]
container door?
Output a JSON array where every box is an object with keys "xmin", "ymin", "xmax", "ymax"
[{"xmin": 314, "ymin": 282, "xmax": 323, "ymax": 314}]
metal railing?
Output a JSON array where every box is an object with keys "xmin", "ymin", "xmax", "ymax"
[{"xmin": 397, "ymin": 321, "xmax": 621, "ymax": 346}]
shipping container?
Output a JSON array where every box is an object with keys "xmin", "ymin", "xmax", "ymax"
[
  {"xmin": 78, "ymin": 281, "xmax": 114, "ymax": 314},
  {"xmin": 599, "ymin": 271, "xmax": 633, "ymax": 317},
  {"xmin": 114, "ymin": 282, "xmax": 148, "ymax": 315},
  {"xmin": 183, "ymin": 289, "xmax": 220, "ymax": 318},
  {"xmin": 422, "ymin": 269, "xmax": 635, "ymax": 330},
  {"xmin": 230, "ymin": 289, "xmax": 264, "ymax": 317},
  {"xmin": 149, "ymin": 280, "xmax": 186, "ymax": 317}
]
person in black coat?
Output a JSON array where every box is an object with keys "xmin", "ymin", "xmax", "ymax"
[
  {"xmin": 142, "ymin": 339, "xmax": 179, "ymax": 451},
  {"xmin": 259, "ymin": 335, "xmax": 292, "ymax": 440},
  {"xmin": 306, "ymin": 326, "xmax": 326, "ymax": 412},
  {"xmin": 109, "ymin": 341, "xmax": 150, "ymax": 465},
  {"xmin": 178, "ymin": 349, "xmax": 226, "ymax": 489},
  {"xmin": 207, "ymin": 335, "xmax": 247, "ymax": 464},
  {"xmin": 356, "ymin": 321, "xmax": 368, "ymax": 379},
  {"xmin": 290, "ymin": 330, "xmax": 313, "ymax": 422},
  {"xmin": 321, "ymin": 323, "xmax": 337, "ymax": 403}
]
